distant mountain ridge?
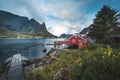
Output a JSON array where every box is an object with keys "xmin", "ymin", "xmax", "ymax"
[
  {"xmin": 79, "ymin": 27, "xmax": 90, "ymax": 34},
  {"xmin": 59, "ymin": 33, "xmax": 73, "ymax": 38},
  {"xmin": 0, "ymin": 10, "xmax": 54, "ymax": 38}
]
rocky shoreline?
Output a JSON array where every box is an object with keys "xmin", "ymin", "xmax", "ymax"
[{"xmin": 0, "ymin": 48, "xmax": 63, "ymax": 79}]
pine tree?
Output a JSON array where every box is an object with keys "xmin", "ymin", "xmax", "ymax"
[{"xmin": 88, "ymin": 5, "xmax": 120, "ymax": 43}]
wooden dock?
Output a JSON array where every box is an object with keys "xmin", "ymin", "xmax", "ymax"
[{"xmin": 6, "ymin": 54, "xmax": 24, "ymax": 80}]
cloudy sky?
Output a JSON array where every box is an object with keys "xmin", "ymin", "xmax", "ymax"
[{"xmin": 0, "ymin": 0, "xmax": 120, "ymax": 36}]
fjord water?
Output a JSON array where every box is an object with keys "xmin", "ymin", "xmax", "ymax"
[{"xmin": 0, "ymin": 38, "xmax": 56, "ymax": 67}]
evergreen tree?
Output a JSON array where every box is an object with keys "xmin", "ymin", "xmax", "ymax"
[{"xmin": 88, "ymin": 5, "xmax": 120, "ymax": 43}]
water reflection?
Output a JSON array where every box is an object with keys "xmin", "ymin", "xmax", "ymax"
[{"xmin": 0, "ymin": 38, "xmax": 55, "ymax": 66}]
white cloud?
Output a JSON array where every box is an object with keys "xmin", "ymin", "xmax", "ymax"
[
  {"xmin": 0, "ymin": 0, "xmax": 96, "ymax": 36},
  {"xmin": 41, "ymin": 0, "xmax": 95, "ymax": 36},
  {"xmin": 41, "ymin": 0, "xmax": 86, "ymax": 20},
  {"xmin": 0, "ymin": 0, "xmax": 45, "ymax": 22},
  {"xmin": 46, "ymin": 14, "xmax": 94, "ymax": 36}
]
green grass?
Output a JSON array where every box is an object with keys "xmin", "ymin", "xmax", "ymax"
[
  {"xmin": 0, "ymin": 27, "xmax": 55, "ymax": 38},
  {"xmin": 0, "ymin": 27, "xmax": 35, "ymax": 38},
  {"xmin": 24, "ymin": 44, "xmax": 120, "ymax": 80},
  {"xmin": 35, "ymin": 31, "xmax": 55, "ymax": 38}
]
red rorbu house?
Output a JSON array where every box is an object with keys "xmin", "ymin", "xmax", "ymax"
[
  {"xmin": 68, "ymin": 35, "xmax": 88, "ymax": 49},
  {"xmin": 53, "ymin": 35, "xmax": 88, "ymax": 49}
]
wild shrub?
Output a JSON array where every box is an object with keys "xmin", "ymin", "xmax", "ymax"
[{"xmin": 24, "ymin": 44, "xmax": 120, "ymax": 80}]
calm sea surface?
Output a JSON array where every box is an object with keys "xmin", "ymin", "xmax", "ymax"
[{"xmin": 0, "ymin": 38, "xmax": 63, "ymax": 67}]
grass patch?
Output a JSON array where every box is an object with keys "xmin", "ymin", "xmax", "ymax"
[
  {"xmin": 24, "ymin": 44, "xmax": 120, "ymax": 80},
  {"xmin": 0, "ymin": 27, "xmax": 34, "ymax": 38},
  {"xmin": 0, "ymin": 27, "xmax": 55, "ymax": 38}
]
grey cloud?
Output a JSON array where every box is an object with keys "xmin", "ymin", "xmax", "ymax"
[
  {"xmin": 0, "ymin": 0, "xmax": 96, "ymax": 35},
  {"xmin": 0, "ymin": 0, "xmax": 45, "ymax": 22}
]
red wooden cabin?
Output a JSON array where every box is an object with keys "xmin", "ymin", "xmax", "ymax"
[
  {"xmin": 53, "ymin": 35, "xmax": 88, "ymax": 49},
  {"xmin": 68, "ymin": 35, "xmax": 87, "ymax": 49}
]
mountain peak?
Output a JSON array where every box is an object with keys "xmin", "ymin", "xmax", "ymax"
[
  {"xmin": 0, "ymin": 10, "xmax": 54, "ymax": 37},
  {"xmin": 42, "ymin": 22, "xmax": 45, "ymax": 25},
  {"xmin": 30, "ymin": 18, "xmax": 37, "ymax": 22}
]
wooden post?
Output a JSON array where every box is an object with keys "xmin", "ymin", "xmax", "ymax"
[{"xmin": 42, "ymin": 59, "xmax": 47, "ymax": 66}]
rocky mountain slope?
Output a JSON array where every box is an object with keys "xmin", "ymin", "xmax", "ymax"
[
  {"xmin": 59, "ymin": 33, "xmax": 73, "ymax": 38},
  {"xmin": 79, "ymin": 27, "xmax": 90, "ymax": 34},
  {"xmin": 0, "ymin": 10, "xmax": 54, "ymax": 38}
]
